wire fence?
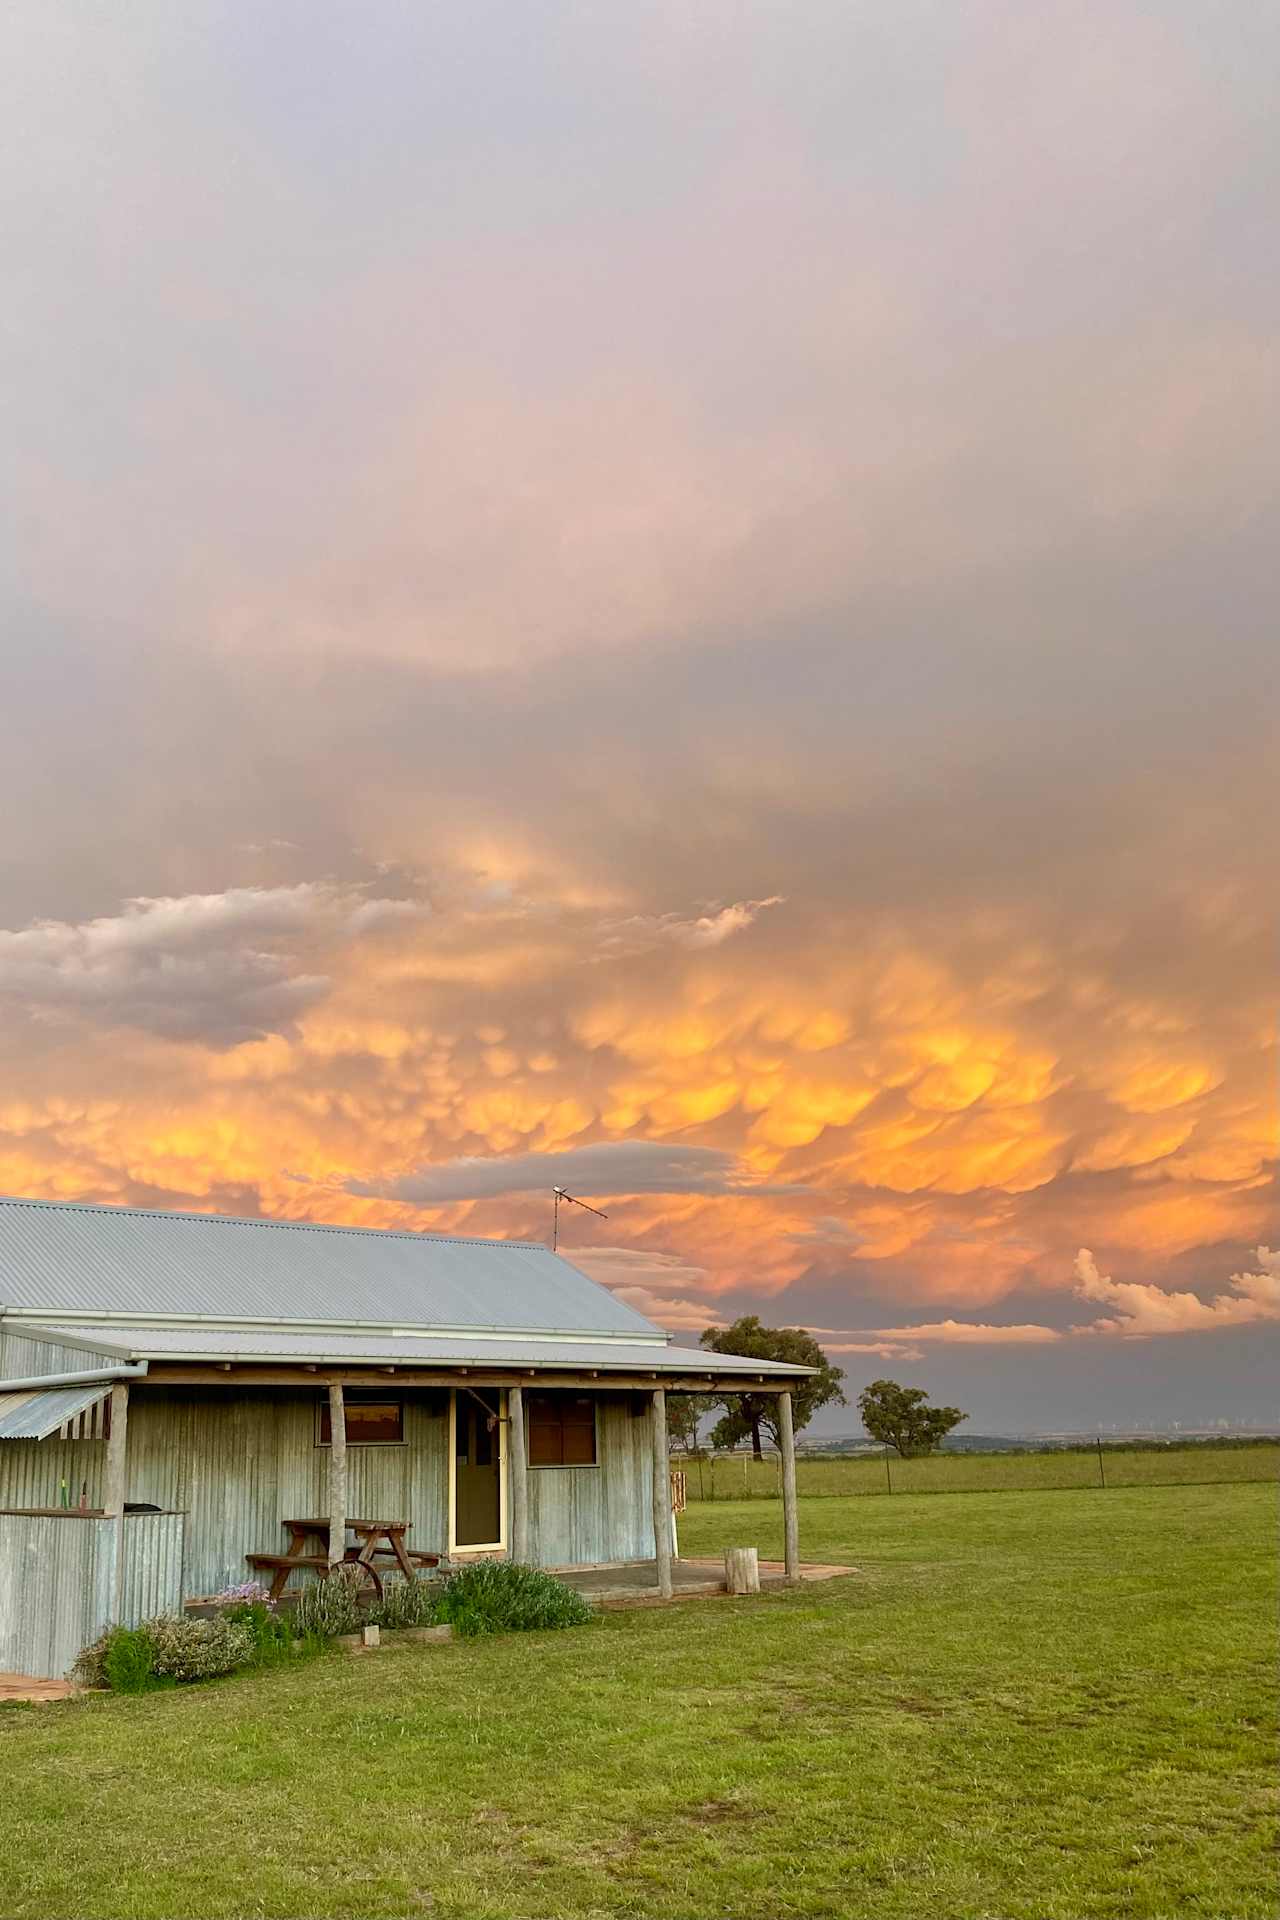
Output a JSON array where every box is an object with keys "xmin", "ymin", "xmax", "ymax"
[{"xmin": 679, "ymin": 1441, "xmax": 1280, "ymax": 1502}]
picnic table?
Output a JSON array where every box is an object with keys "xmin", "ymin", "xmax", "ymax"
[{"xmin": 247, "ymin": 1518, "xmax": 440, "ymax": 1602}]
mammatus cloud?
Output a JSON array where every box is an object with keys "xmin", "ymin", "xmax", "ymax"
[
  {"xmin": 1073, "ymin": 1247, "xmax": 1280, "ymax": 1336},
  {"xmin": 344, "ymin": 1139, "xmax": 803, "ymax": 1205},
  {"xmin": 0, "ymin": 885, "xmax": 425, "ymax": 1046},
  {"xmin": 596, "ymin": 898, "xmax": 785, "ymax": 957}
]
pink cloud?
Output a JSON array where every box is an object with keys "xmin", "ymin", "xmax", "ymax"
[{"xmin": 868, "ymin": 1320, "xmax": 1062, "ymax": 1346}]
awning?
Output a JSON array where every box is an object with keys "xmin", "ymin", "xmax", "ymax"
[{"xmin": 0, "ymin": 1382, "xmax": 113, "ymax": 1442}]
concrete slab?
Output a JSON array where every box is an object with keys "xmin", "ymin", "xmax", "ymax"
[{"xmin": 562, "ymin": 1556, "xmax": 856, "ymax": 1605}]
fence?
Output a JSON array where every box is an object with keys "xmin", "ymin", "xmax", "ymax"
[
  {"xmin": 0, "ymin": 1509, "xmax": 185, "ymax": 1678},
  {"xmin": 679, "ymin": 1441, "xmax": 1280, "ymax": 1503}
]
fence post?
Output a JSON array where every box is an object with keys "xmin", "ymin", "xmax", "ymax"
[
  {"xmin": 1097, "ymin": 1435, "xmax": 1107, "ymax": 1489},
  {"xmin": 884, "ymin": 1445, "xmax": 893, "ymax": 1495}
]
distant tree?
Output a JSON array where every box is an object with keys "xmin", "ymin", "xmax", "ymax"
[
  {"xmin": 666, "ymin": 1394, "xmax": 714, "ymax": 1455},
  {"xmin": 857, "ymin": 1379, "xmax": 967, "ymax": 1457},
  {"xmin": 700, "ymin": 1316, "xmax": 846, "ymax": 1460}
]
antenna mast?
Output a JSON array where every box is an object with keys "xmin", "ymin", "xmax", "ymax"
[{"xmin": 552, "ymin": 1186, "xmax": 607, "ymax": 1252}]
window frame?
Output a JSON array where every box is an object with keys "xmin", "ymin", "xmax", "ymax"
[
  {"xmin": 315, "ymin": 1396, "xmax": 407, "ymax": 1448},
  {"xmin": 525, "ymin": 1390, "xmax": 600, "ymax": 1470}
]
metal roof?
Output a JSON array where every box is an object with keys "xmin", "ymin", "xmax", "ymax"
[
  {"xmin": 0, "ymin": 1382, "xmax": 112, "ymax": 1442},
  {"xmin": 0, "ymin": 1195, "xmax": 659, "ymax": 1339},
  {"xmin": 13, "ymin": 1322, "xmax": 810, "ymax": 1378}
]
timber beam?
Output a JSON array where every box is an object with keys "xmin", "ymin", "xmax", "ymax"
[{"xmin": 141, "ymin": 1365, "xmax": 807, "ymax": 1394}]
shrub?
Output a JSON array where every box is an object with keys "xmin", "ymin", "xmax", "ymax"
[
  {"xmin": 143, "ymin": 1613, "xmax": 255, "ymax": 1682},
  {"xmin": 434, "ymin": 1562, "xmax": 594, "ymax": 1639},
  {"xmin": 221, "ymin": 1599, "xmax": 295, "ymax": 1666},
  {"xmin": 102, "ymin": 1627, "xmax": 160, "ymax": 1694},
  {"xmin": 73, "ymin": 1614, "xmax": 254, "ymax": 1689},
  {"xmin": 367, "ymin": 1576, "xmax": 441, "ymax": 1630},
  {"xmin": 292, "ymin": 1565, "xmax": 365, "ymax": 1639},
  {"xmin": 73, "ymin": 1626, "xmax": 161, "ymax": 1692}
]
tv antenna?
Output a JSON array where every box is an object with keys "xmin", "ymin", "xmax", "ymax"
[{"xmin": 552, "ymin": 1187, "xmax": 607, "ymax": 1252}]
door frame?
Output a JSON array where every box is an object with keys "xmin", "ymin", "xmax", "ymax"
[{"xmin": 447, "ymin": 1387, "xmax": 508, "ymax": 1556}]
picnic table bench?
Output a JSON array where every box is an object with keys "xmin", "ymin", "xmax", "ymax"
[{"xmin": 247, "ymin": 1518, "xmax": 442, "ymax": 1603}]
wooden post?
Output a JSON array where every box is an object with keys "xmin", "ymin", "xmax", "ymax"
[
  {"xmin": 724, "ymin": 1546, "xmax": 760, "ymax": 1594},
  {"xmin": 778, "ymin": 1389, "xmax": 800, "ymax": 1584},
  {"xmin": 102, "ymin": 1382, "xmax": 130, "ymax": 1517},
  {"xmin": 508, "ymin": 1384, "xmax": 529, "ymax": 1562},
  {"xmin": 327, "ymin": 1380, "xmax": 347, "ymax": 1568},
  {"xmin": 651, "ymin": 1387, "xmax": 673, "ymax": 1599},
  {"xmin": 103, "ymin": 1382, "xmax": 130, "ymax": 1618}
]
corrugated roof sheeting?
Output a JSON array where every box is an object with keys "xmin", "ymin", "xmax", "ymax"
[
  {"xmin": 0, "ymin": 1382, "xmax": 113, "ymax": 1442},
  {"xmin": 21, "ymin": 1324, "xmax": 810, "ymax": 1376},
  {"xmin": 0, "ymin": 1195, "xmax": 659, "ymax": 1336}
]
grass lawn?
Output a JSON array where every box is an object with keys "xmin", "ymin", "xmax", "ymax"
[{"xmin": 2, "ymin": 1483, "xmax": 1275, "ymax": 1920}]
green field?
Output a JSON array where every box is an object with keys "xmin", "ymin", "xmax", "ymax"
[
  {"xmin": 679, "ymin": 1440, "xmax": 1280, "ymax": 1501},
  {"xmin": 2, "ymin": 1482, "xmax": 1275, "ymax": 1919}
]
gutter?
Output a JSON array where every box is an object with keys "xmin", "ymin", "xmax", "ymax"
[{"xmin": 0, "ymin": 1363, "xmax": 150, "ymax": 1393}]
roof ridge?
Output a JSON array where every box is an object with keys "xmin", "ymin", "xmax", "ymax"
[{"xmin": 0, "ymin": 1194, "xmax": 549, "ymax": 1253}]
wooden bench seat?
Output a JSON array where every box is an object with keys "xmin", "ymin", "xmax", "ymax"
[
  {"xmin": 246, "ymin": 1551, "xmax": 384, "ymax": 1603},
  {"xmin": 247, "ymin": 1552, "xmax": 329, "ymax": 1571}
]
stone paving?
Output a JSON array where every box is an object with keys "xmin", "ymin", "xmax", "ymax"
[{"xmin": 0, "ymin": 1672, "xmax": 79, "ymax": 1705}]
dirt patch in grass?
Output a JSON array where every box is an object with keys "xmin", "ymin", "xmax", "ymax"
[{"xmin": 683, "ymin": 1798, "xmax": 764, "ymax": 1826}]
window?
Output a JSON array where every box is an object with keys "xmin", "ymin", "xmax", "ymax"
[
  {"xmin": 317, "ymin": 1399, "xmax": 404, "ymax": 1446},
  {"xmin": 527, "ymin": 1393, "xmax": 597, "ymax": 1467}
]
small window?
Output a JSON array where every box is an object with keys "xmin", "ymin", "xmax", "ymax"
[
  {"xmin": 318, "ymin": 1399, "xmax": 404, "ymax": 1446},
  {"xmin": 527, "ymin": 1393, "xmax": 597, "ymax": 1468}
]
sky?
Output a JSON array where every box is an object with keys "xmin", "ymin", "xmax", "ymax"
[{"xmin": 1, "ymin": 3, "xmax": 1276, "ymax": 1431}]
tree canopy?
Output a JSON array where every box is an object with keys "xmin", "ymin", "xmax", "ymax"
[
  {"xmin": 699, "ymin": 1316, "xmax": 846, "ymax": 1459},
  {"xmin": 857, "ymin": 1378, "xmax": 967, "ymax": 1457}
]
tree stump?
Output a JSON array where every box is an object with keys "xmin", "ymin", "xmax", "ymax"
[{"xmin": 724, "ymin": 1546, "xmax": 760, "ymax": 1594}]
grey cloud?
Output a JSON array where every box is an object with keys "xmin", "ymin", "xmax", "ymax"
[
  {"xmin": 345, "ymin": 1140, "xmax": 803, "ymax": 1205},
  {"xmin": 0, "ymin": 883, "xmax": 425, "ymax": 1045}
]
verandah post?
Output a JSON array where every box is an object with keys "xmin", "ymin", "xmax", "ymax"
[
  {"xmin": 103, "ymin": 1381, "xmax": 130, "ymax": 1617},
  {"xmin": 778, "ymin": 1388, "xmax": 801, "ymax": 1584},
  {"xmin": 508, "ymin": 1383, "xmax": 529, "ymax": 1562},
  {"xmin": 327, "ymin": 1380, "xmax": 347, "ymax": 1568},
  {"xmin": 651, "ymin": 1386, "xmax": 673, "ymax": 1599}
]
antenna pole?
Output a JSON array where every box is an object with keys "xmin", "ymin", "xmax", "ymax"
[{"xmin": 551, "ymin": 1187, "xmax": 607, "ymax": 1252}]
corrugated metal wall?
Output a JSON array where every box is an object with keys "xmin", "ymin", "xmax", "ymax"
[
  {"xmin": 526, "ymin": 1395, "xmax": 655, "ymax": 1568},
  {"xmin": 0, "ymin": 1328, "xmax": 122, "ymax": 1378},
  {"xmin": 0, "ymin": 1511, "xmax": 185, "ymax": 1677},
  {"xmin": 0, "ymin": 1427, "xmax": 106, "ymax": 1511},
  {"xmin": 126, "ymin": 1387, "xmax": 453, "ymax": 1598},
  {"xmin": 120, "ymin": 1512, "xmax": 186, "ymax": 1624},
  {"xmin": 0, "ymin": 1512, "xmax": 110, "ymax": 1678},
  {"xmin": 0, "ymin": 1384, "xmax": 655, "ymax": 1610}
]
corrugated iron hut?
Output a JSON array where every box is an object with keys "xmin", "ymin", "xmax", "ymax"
[{"xmin": 0, "ymin": 1195, "xmax": 809, "ymax": 1677}]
